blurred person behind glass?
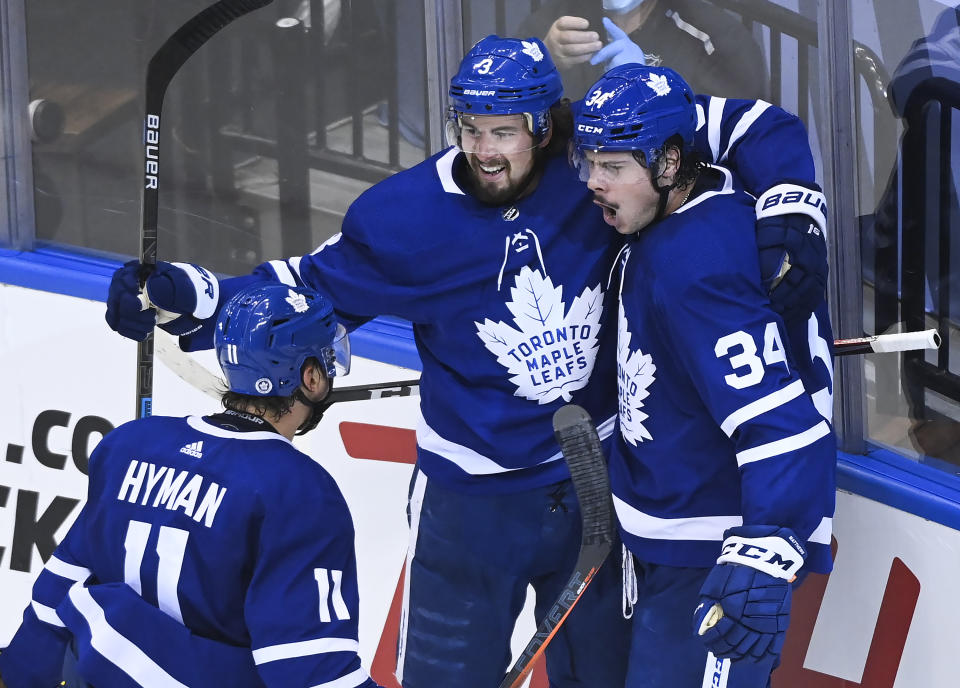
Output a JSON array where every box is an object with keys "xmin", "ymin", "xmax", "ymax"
[{"xmin": 518, "ymin": 0, "xmax": 768, "ymax": 100}]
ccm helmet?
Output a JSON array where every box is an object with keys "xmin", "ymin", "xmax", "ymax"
[
  {"xmin": 573, "ymin": 63, "xmax": 697, "ymax": 167},
  {"xmin": 447, "ymin": 35, "xmax": 563, "ymax": 146},
  {"xmin": 215, "ymin": 283, "xmax": 350, "ymax": 397}
]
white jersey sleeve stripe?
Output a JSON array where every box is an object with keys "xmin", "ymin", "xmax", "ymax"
[
  {"xmin": 416, "ymin": 413, "xmax": 617, "ymax": 476},
  {"xmin": 31, "ymin": 600, "xmax": 65, "ymax": 627},
  {"xmin": 268, "ymin": 260, "xmax": 298, "ymax": 286},
  {"xmin": 252, "ymin": 637, "xmax": 360, "ymax": 665},
  {"xmin": 46, "ymin": 555, "xmax": 92, "ymax": 581},
  {"xmin": 613, "ymin": 495, "xmax": 742, "ymax": 541},
  {"xmin": 707, "ymin": 97, "xmax": 726, "ymax": 163},
  {"xmin": 720, "ymin": 379, "xmax": 806, "ymax": 437},
  {"xmin": 309, "ymin": 667, "xmax": 372, "ymax": 688},
  {"xmin": 719, "ymin": 100, "xmax": 771, "ymax": 164},
  {"xmin": 67, "ymin": 583, "xmax": 189, "ymax": 688},
  {"xmin": 808, "ymin": 516, "xmax": 833, "ymax": 545},
  {"xmin": 311, "ymin": 232, "xmax": 343, "ymax": 255},
  {"xmin": 614, "ymin": 498, "xmax": 833, "ymax": 547},
  {"xmin": 289, "ymin": 255, "xmax": 304, "ymax": 281},
  {"xmin": 735, "ymin": 420, "xmax": 831, "ymax": 467}
]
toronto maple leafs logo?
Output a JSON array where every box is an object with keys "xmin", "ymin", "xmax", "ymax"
[
  {"xmin": 285, "ymin": 289, "xmax": 309, "ymax": 313},
  {"xmin": 643, "ymin": 74, "xmax": 671, "ymax": 96},
  {"xmin": 617, "ymin": 302, "xmax": 656, "ymax": 445},
  {"xmin": 475, "ymin": 266, "xmax": 603, "ymax": 404},
  {"xmin": 521, "ymin": 40, "xmax": 544, "ymax": 62}
]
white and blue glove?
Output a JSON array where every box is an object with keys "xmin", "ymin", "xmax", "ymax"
[
  {"xmin": 590, "ymin": 17, "xmax": 647, "ymax": 69},
  {"xmin": 105, "ymin": 260, "xmax": 220, "ymax": 341},
  {"xmin": 693, "ymin": 525, "xmax": 805, "ymax": 663}
]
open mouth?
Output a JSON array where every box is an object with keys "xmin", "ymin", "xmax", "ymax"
[
  {"xmin": 594, "ymin": 199, "xmax": 618, "ymax": 225},
  {"xmin": 475, "ymin": 159, "xmax": 507, "ymax": 179}
]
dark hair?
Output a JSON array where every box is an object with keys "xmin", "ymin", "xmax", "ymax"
[
  {"xmin": 632, "ymin": 134, "xmax": 703, "ymax": 191},
  {"xmin": 543, "ymin": 99, "xmax": 574, "ymax": 157},
  {"xmin": 221, "ymin": 390, "xmax": 297, "ymax": 419},
  {"xmin": 219, "ymin": 357, "xmax": 321, "ymax": 420}
]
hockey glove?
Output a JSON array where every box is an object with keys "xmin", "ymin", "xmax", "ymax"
[
  {"xmin": 105, "ymin": 260, "xmax": 158, "ymax": 341},
  {"xmin": 693, "ymin": 525, "xmax": 805, "ymax": 663},
  {"xmin": 105, "ymin": 260, "xmax": 219, "ymax": 340},
  {"xmin": 755, "ymin": 183, "xmax": 829, "ymax": 320},
  {"xmin": 590, "ymin": 17, "xmax": 647, "ymax": 69}
]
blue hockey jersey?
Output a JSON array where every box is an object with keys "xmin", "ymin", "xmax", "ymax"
[
  {"xmin": 0, "ymin": 411, "xmax": 378, "ymax": 688},
  {"xmin": 610, "ymin": 165, "xmax": 836, "ymax": 574},
  {"xmin": 179, "ymin": 96, "xmax": 826, "ymax": 496}
]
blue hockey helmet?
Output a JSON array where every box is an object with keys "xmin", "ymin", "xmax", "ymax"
[
  {"xmin": 572, "ymin": 64, "xmax": 697, "ymax": 167},
  {"xmin": 214, "ymin": 283, "xmax": 350, "ymax": 397},
  {"xmin": 447, "ymin": 35, "xmax": 563, "ymax": 144}
]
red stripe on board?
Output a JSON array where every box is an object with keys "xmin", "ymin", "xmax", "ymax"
[{"xmin": 340, "ymin": 422, "xmax": 417, "ymax": 464}]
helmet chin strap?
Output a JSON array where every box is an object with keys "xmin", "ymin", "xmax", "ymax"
[
  {"xmin": 293, "ymin": 384, "xmax": 332, "ymax": 436},
  {"xmin": 650, "ymin": 163, "xmax": 676, "ymax": 224}
]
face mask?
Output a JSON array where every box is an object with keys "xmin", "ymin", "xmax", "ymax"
[{"xmin": 602, "ymin": 0, "xmax": 646, "ymax": 13}]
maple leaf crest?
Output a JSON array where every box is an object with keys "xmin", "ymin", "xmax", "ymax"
[
  {"xmin": 521, "ymin": 40, "xmax": 544, "ymax": 62},
  {"xmin": 643, "ymin": 73, "xmax": 672, "ymax": 96},
  {"xmin": 617, "ymin": 301, "xmax": 656, "ymax": 445},
  {"xmin": 475, "ymin": 266, "xmax": 604, "ymax": 404},
  {"xmin": 285, "ymin": 289, "xmax": 309, "ymax": 313}
]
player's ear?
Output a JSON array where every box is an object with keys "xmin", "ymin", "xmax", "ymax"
[
  {"xmin": 660, "ymin": 145, "xmax": 681, "ymax": 183},
  {"xmin": 300, "ymin": 359, "xmax": 329, "ymax": 401}
]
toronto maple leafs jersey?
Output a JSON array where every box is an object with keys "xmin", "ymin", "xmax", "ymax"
[
  {"xmin": 611, "ymin": 165, "xmax": 836, "ymax": 574},
  {"xmin": 176, "ymin": 96, "xmax": 826, "ymax": 495},
  {"xmin": 0, "ymin": 411, "xmax": 377, "ymax": 688}
]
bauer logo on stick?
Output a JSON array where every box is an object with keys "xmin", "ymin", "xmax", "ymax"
[{"xmin": 144, "ymin": 114, "xmax": 160, "ymax": 189}]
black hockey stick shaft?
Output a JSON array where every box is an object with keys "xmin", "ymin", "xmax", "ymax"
[
  {"xmin": 326, "ymin": 378, "xmax": 421, "ymax": 404},
  {"xmin": 499, "ymin": 404, "xmax": 615, "ymax": 688},
  {"xmin": 136, "ymin": 0, "xmax": 275, "ymax": 419},
  {"xmin": 316, "ymin": 329, "xmax": 940, "ymax": 409}
]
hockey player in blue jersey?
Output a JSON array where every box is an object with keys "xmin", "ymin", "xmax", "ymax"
[
  {"xmin": 102, "ymin": 36, "xmax": 830, "ymax": 687},
  {"xmin": 572, "ymin": 64, "xmax": 835, "ymax": 687},
  {"xmin": 0, "ymin": 283, "xmax": 382, "ymax": 688}
]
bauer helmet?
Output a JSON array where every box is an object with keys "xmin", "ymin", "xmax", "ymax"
[
  {"xmin": 447, "ymin": 35, "xmax": 563, "ymax": 148},
  {"xmin": 215, "ymin": 283, "xmax": 350, "ymax": 397},
  {"xmin": 572, "ymin": 64, "xmax": 696, "ymax": 168}
]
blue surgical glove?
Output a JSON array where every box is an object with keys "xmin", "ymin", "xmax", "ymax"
[
  {"xmin": 693, "ymin": 525, "xmax": 805, "ymax": 662},
  {"xmin": 105, "ymin": 260, "xmax": 220, "ymax": 340},
  {"xmin": 590, "ymin": 17, "xmax": 647, "ymax": 69}
]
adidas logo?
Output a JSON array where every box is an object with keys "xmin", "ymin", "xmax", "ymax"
[{"xmin": 179, "ymin": 441, "xmax": 204, "ymax": 458}]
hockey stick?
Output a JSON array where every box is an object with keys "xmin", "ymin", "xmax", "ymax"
[
  {"xmin": 498, "ymin": 404, "xmax": 616, "ymax": 688},
  {"xmin": 158, "ymin": 328, "xmax": 941, "ymax": 405},
  {"xmin": 833, "ymin": 328, "xmax": 941, "ymax": 356},
  {"xmin": 155, "ymin": 332, "xmax": 420, "ymax": 404},
  {"xmin": 136, "ymin": 0, "xmax": 275, "ymax": 419}
]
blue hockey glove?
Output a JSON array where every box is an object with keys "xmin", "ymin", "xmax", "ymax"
[
  {"xmin": 590, "ymin": 17, "xmax": 647, "ymax": 69},
  {"xmin": 105, "ymin": 260, "xmax": 219, "ymax": 340},
  {"xmin": 693, "ymin": 525, "xmax": 805, "ymax": 663},
  {"xmin": 755, "ymin": 183, "xmax": 829, "ymax": 320},
  {"xmin": 105, "ymin": 260, "xmax": 158, "ymax": 341}
]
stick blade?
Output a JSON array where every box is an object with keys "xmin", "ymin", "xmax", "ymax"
[{"xmin": 553, "ymin": 404, "xmax": 614, "ymax": 547}]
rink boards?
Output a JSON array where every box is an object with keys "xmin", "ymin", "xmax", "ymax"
[{"xmin": 1, "ymin": 280, "xmax": 958, "ymax": 688}]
